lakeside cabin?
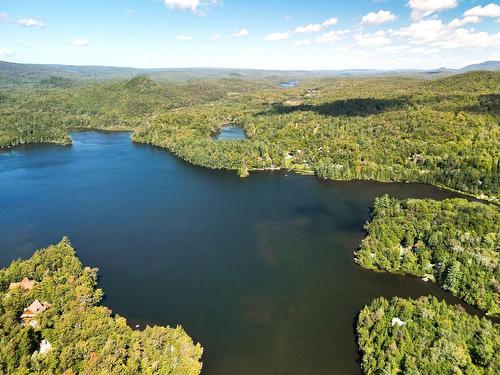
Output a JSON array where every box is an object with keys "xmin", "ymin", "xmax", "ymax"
[
  {"xmin": 9, "ymin": 277, "xmax": 36, "ymax": 292},
  {"xmin": 21, "ymin": 299, "xmax": 51, "ymax": 326}
]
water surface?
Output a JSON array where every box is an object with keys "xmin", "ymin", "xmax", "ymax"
[
  {"xmin": 280, "ymin": 80, "xmax": 299, "ymax": 88},
  {"xmin": 0, "ymin": 132, "xmax": 476, "ymax": 375},
  {"xmin": 212, "ymin": 125, "xmax": 247, "ymax": 141}
]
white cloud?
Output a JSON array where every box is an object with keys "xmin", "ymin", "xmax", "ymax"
[
  {"xmin": 407, "ymin": 46, "xmax": 439, "ymax": 54},
  {"xmin": 393, "ymin": 19, "xmax": 448, "ymax": 44},
  {"xmin": 448, "ymin": 16, "xmax": 480, "ymax": 28},
  {"xmin": 315, "ymin": 29, "xmax": 350, "ymax": 44},
  {"xmin": 464, "ymin": 3, "xmax": 500, "ymax": 18},
  {"xmin": 72, "ymin": 38, "xmax": 89, "ymax": 47},
  {"xmin": 355, "ymin": 31, "xmax": 390, "ymax": 46},
  {"xmin": 163, "ymin": 0, "xmax": 218, "ymax": 14},
  {"xmin": 294, "ymin": 23, "xmax": 323, "ymax": 34},
  {"xmin": 361, "ymin": 10, "xmax": 396, "ymax": 25},
  {"xmin": 376, "ymin": 45, "xmax": 439, "ymax": 55},
  {"xmin": 0, "ymin": 48, "xmax": 14, "ymax": 57},
  {"xmin": 316, "ymin": 31, "xmax": 341, "ymax": 44},
  {"xmin": 437, "ymin": 28, "xmax": 500, "ymax": 49},
  {"xmin": 164, "ymin": 0, "xmax": 199, "ymax": 11},
  {"xmin": 211, "ymin": 29, "xmax": 248, "ymax": 41},
  {"xmin": 1, "ymin": 14, "xmax": 47, "ymax": 28},
  {"xmin": 264, "ymin": 17, "xmax": 338, "ymax": 42},
  {"xmin": 377, "ymin": 45, "xmax": 410, "ymax": 53},
  {"xmin": 176, "ymin": 35, "xmax": 193, "ymax": 40},
  {"xmin": 407, "ymin": 0, "xmax": 458, "ymax": 20},
  {"xmin": 210, "ymin": 32, "xmax": 222, "ymax": 41},
  {"xmin": 393, "ymin": 19, "xmax": 500, "ymax": 49},
  {"xmin": 294, "ymin": 17, "xmax": 338, "ymax": 34},
  {"xmin": 230, "ymin": 28, "xmax": 248, "ymax": 38},
  {"xmin": 294, "ymin": 39, "xmax": 311, "ymax": 46},
  {"xmin": 17, "ymin": 18, "xmax": 45, "ymax": 28},
  {"xmin": 322, "ymin": 17, "xmax": 339, "ymax": 27},
  {"xmin": 263, "ymin": 31, "xmax": 291, "ymax": 41}
]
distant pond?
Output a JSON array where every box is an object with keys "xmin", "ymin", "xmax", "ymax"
[
  {"xmin": 212, "ymin": 124, "xmax": 247, "ymax": 141},
  {"xmin": 0, "ymin": 132, "xmax": 478, "ymax": 375},
  {"xmin": 280, "ymin": 80, "xmax": 299, "ymax": 88}
]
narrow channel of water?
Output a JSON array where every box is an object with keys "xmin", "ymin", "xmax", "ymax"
[{"xmin": 0, "ymin": 132, "xmax": 478, "ymax": 375}]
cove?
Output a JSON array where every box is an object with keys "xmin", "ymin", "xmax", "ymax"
[{"xmin": 0, "ymin": 132, "xmax": 479, "ymax": 375}]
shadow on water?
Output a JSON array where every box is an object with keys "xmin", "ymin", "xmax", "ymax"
[
  {"xmin": 0, "ymin": 131, "xmax": 492, "ymax": 375},
  {"xmin": 264, "ymin": 97, "xmax": 410, "ymax": 117}
]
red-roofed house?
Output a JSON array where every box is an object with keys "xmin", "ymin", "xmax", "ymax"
[{"xmin": 20, "ymin": 299, "xmax": 51, "ymax": 326}]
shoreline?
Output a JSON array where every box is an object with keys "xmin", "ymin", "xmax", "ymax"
[
  {"xmin": 69, "ymin": 127, "xmax": 134, "ymax": 133},
  {"xmin": 2, "ymin": 129, "xmax": 498, "ymax": 374},
  {"xmin": 354, "ymin": 261, "xmax": 500, "ymax": 321},
  {"xmin": 132, "ymin": 135, "xmax": 499, "ymax": 204},
  {"xmin": 2, "ymin": 128, "xmax": 497, "ymax": 205}
]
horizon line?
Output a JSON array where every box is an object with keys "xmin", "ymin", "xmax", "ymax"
[{"xmin": 2, "ymin": 59, "xmax": 498, "ymax": 73}]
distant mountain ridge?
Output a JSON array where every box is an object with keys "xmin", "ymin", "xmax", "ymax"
[
  {"xmin": 0, "ymin": 60, "xmax": 498, "ymax": 87},
  {"xmin": 456, "ymin": 61, "xmax": 500, "ymax": 72}
]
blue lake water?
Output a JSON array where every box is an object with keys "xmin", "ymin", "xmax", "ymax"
[
  {"xmin": 0, "ymin": 132, "xmax": 478, "ymax": 374},
  {"xmin": 280, "ymin": 80, "xmax": 299, "ymax": 88},
  {"xmin": 212, "ymin": 125, "xmax": 247, "ymax": 141}
]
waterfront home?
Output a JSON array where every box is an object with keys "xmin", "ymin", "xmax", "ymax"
[
  {"xmin": 20, "ymin": 299, "xmax": 51, "ymax": 326},
  {"xmin": 9, "ymin": 277, "xmax": 36, "ymax": 292}
]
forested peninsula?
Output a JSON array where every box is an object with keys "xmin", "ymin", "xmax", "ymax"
[
  {"xmin": 0, "ymin": 239, "xmax": 203, "ymax": 374},
  {"xmin": 1, "ymin": 71, "xmax": 498, "ymax": 200},
  {"xmin": 357, "ymin": 296, "xmax": 499, "ymax": 374},
  {"xmin": 354, "ymin": 196, "xmax": 500, "ymax": 373},
  {"xmin": 355, "ymin": 196, "xmax": 499, "ymax": 316}
]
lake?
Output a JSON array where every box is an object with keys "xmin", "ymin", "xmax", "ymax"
[
  {"xmin": 280, "ymin": 80, "xmax": 299, "ymax": 88},
  {"xmin": 212, "ymin": 125, "xmax": 247, "ymax": 141},
  {"xmin": 0, "ymin": 132, "xmax": 478, "ymax": 375}
]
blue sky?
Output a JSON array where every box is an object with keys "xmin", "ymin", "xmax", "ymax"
[{"xmin": 0, "ymin": 0, "xmax": 499, "ymax": 69}]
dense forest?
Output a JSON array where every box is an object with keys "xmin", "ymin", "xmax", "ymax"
[
  {"xmin": 1, "ymin": 66, "xmax": 500, "ymax": 373},
  {"xmin": 1, "ymin": 71, "xmax": 498, "ymax": 199},
  {"xmin": 0, "ymin": 239, "xmax": 202, "ymax": 374},
  {"xmin": 355, "ymin": 196, "xmax": 499, "ymax": 316},
  {"xmin": 0, "ymin": 75, "xmax": 271, "ymax": 148},
  {"xmin": 135, "ymin": 71, "xmax": 500, "ymax": 199},
  {"xmin": 357, "ymin": 296, "xmax": 499, "ymax": 374}
]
